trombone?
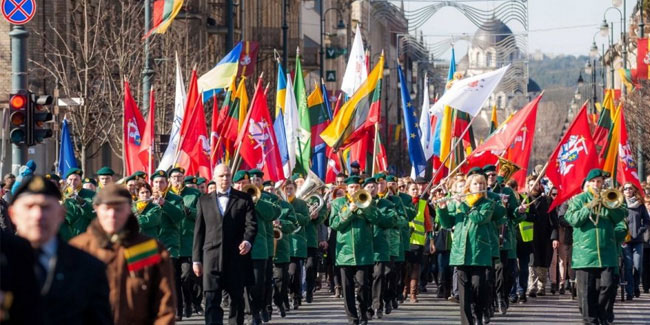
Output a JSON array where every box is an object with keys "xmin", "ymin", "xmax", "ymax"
[{"xmin": 340, "ymin": 189, "xmax": 373, "ymax": 222}]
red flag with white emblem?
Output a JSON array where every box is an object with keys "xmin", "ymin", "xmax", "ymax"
[
  {"xmin": 178, "ymin": 96, "xmax": 212, "ymax": 179},
  {"xmin": 123, "ymin": 80, "xmax": 146, "ymax": 176},
  {"xmin": 615, "ymin": 107, "xmax": 644, "ymax": 192}
]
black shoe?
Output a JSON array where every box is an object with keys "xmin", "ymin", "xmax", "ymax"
[
  {"xmin": 392, "ymin": 299, "xmax": 398, "ymax": 309},
  {"xmin": 385, "ymin": 302, "xmax": 392, "ymax": 315},
  {"xmin": 194, "ymin": 304, "xmax": 203, "ymax": 316},
  {"xmin": 278, "ymin": 304, "xmax": 286, "ymax": 318},
  {"xmin": 376, "ymin": 308, "xmax": 383, "ymax": 319},
  {"xmin": 284, "ymin": 300, "xmax": 290, "ymax": 311},
  {"xmin": 550, "ymin": 283, "xmax": 557, "ymax": 295},
  {"xmin": 626, "ymin": 294, "xmax": 633, "ymax": 301},
  {"xmin": 436, "ymin": 289, "xmax": 445, "ymax": 298},
  {"xmin": 497, "ymin": 299, "xmax": 507, "ymax": 315},
  {"xmin": 519, "ymin": 294, "xmax": 527, "ymax": 303},
  {"xmin": 509, "ymin": 295, "xmax": 518, "ymax": 304},
  {"xmin": 261, "ymin": 309, "xmax": 270, "ymax": 323},
  {"xmin": 251, "ymin": 315, "xmax": 262, "ymax": 325},
  {"xmin": 367, "ymin": 308, "xmax": 374, "ymax": 319},
  {"xmin": 559, "ymin": 284, "xmax": 566, "ymax": 295},
  {"xmin": 528, "ymin": 291, "xmax": 537, "ymax": 298},
  {"xmin": 306, "ymin": 291, "xmax": 313, "ymax": 303},
  {"xmin": 419, "ymin": 286, "xmax": 428, "ymax": 293},
  {"xmin": 359, "ymin": 320, "xmax": 368, "ymax": 325},
  {"xmin": 483, "ymin": 313, "xmax": 491, "ymax": 324},
  {"xmin": 635, "ymin": 288, "xmax": 640, "ymax": 298},
  {"xmin": 184, "ymin": 306, "xmax": 192, "ymax": 318}
]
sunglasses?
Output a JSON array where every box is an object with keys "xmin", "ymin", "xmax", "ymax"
[{"xmin": 624, "ymin": 187, "xmax": 634, "ymax": 191}]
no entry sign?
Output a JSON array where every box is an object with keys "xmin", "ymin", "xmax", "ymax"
[{"xmin": 2, "ymin": 0, "xmax": 36, "ymax": 25}]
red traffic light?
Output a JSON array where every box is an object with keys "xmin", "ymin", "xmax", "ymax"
[{"xmin": 9, "ymin": 94, "xmax": 27, "ymax": 109}]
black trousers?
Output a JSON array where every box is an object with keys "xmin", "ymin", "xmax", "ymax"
[
  {"xmin": 264, "ymin": 258, "xmax": 273, "ymax": 313},
  {"xmin": 485, "ymin": 260, "xmax": 496, "ymax": 312},
  {"xmin": 288, "ymin": 257, "xmax": 304, "ymax": 301},
  {"xmin": 384, "ymin": 258, "xmax": 398, "ymax": 304},
  {"xmin": 643, "ymin": 246, "xmax": 650, "ymax": 292},
  {"xmin": 575, "ymin": 267, "xmax": 616, "ymax": 324},
  {"xmin": 495, "ymin": 250, "xmax": 514, "ymax": 303},
  {"xmin": 273, "ymin": 262, "xmax": 289, "ymax": 309},
  {"xmin": 341, "ymin": 265, "xmax": 371, "ymax": 324},
  {"xmin": 395, "ymin": 261, "xmax": 404, "ymax": 299},
  {"xmin": 246, "ymin": 259, "xmax": 267, "ymax": 318},
  {"xmin": 204, "ymin": 269, "xmax": 246, "ymax": 325},
  {"xmin": 457, "ymin": 265, "xmax": 488, "ymax": 325},
  {"xmin": 371, "ymin": 261, "xmax": 388, "ymax": 310},
  {"xmin": 171, "ymin": 258, "xmax": 183, "ymax": 316},
  {"xmin": 179, "ymin": 257, "xmax": 195, "ymax": 313},
  {"xmin": 305, "ymin": 247, "xmax": 318, "ymax": 298}
]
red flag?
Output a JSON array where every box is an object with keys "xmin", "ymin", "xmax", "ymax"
[
  {"xmin": 325, "ymin": 147, "xmax": 342, "ymax": 183},
  {"xmin": 237, "ymin": 41, "xmax": 259, "ymax": 77},
  {"xmin": 210, "ymin": 97, "xmax": 221, "ymax": 169},
  {"xmin": 236, "ymin": 78, "xmax": 285, "ymax": 181},
  {"xmin": 504, "ymin": 101, "xmax": 538, "ymax": 191},
  {"xmin": 615, "ymin": 107, "xmax": 644, "ymax": 191},
  {"xmin": 176, "ymin": 69, "xmax": 199, "ymax": 171},
  {"xmin": 546, "ymin": 103, "xmax": 598, "ymax": 212},
  {"xmin": 179, "ymin": 98, "xmax": 212, "ymax": 179},
  {"xmin": 374, "ymin": 133, "xmax": 388, "ymax": 173},
  {"xmin": 637, "ymin": 38, "xmax": 650, "ymax": 80},
  {"xmin": 123, "ymin": 80, "xmax": 146, "ymax": 176},
  {"xmin": 139, "ymin": 90, "xmax": 156, "ymax": 176}
]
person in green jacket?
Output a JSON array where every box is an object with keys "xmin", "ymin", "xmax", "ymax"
[
  {"xmin": 133, "ymin": 182, "xmax": 162, "ymax": 239},
  {"xmin": 150, "ymin": 169, "xmax": 186, "ymax": 321},
  {"xmin": 282, "ymin": 178, "xmax": 310, "ymax": 310},
  {"xmin": 564, "ymin": 169, "xmax": 626, "ymax": 324},
  {"xmin": 436, "ymin": 173, "xmax": 495, "ymax": 325},
  {"xmin": 365, "ymin": 176, "xmax": 397, "ymax": 319},
  {"xmin": 59, "ymin": 168, "xmax": 96, "ymax": 241},
  {"xmin": 299, "ymin": 178, "xmax": 327, "ymax": 305},
  {"xmin": 95, "ymin": 166, "xmax": 115, "ymax": 190},
  {"xmin": 271, "ymin": 194, "xmax": 298, "ymax": 318},
  {"xmin": 330, "ymin": 175, "xmax": 383, "ymax": 325}
]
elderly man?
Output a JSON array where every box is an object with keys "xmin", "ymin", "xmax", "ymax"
[
  {"xmin": 10, "ymin": 175, "xmax": 112, "ymax": 324},
  {"xmin": 71, "ymin": 184, "xmax": 176, "ymax": 324},
  {"xmin": 193, "ymin": 164, "xmax": 257, "ymax": 325}
]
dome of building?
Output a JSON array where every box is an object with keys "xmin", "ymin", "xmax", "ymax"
[{"xmin": 471, "ymin": 18, "xmax": 514, "ymax": 49}]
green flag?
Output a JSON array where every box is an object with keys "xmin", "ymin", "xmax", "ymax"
[{"xmin": 294, "ymin": 50, "xmax": 311, "ymax": 175}]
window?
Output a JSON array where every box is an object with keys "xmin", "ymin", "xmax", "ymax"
[{"xmin": 486, "ymin": 52, "xmax": 493, "ymax": 67}]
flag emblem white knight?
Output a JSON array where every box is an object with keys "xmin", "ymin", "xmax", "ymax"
[{"xmin": 556, "ymin": 135, "xmax": 589, "ymax": 176}]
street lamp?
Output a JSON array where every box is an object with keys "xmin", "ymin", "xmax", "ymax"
[
  {"xmin": 585, "ymin": 61, "xmax": 593, "ymax": 75},
  {"xmin": 320, "ymin": 3, "xmax": 347, "ymax": 81},
  {"xmin": 590, "ymin": 42, "xmax": 600, "ymax": 58},
  {"xmin": 612, "ymin": 0, "xmax": 623, "ymax": 7},
  {"xmin": 600, "ymin": 19, "xmax": 610, "ymax": 37},
  {"xmin": 336, "ymin": 19, "xmax": 347, "ymax": 38},
  {"xmin": 577, "ymin": 73, "xmax": 584, "ymax": 88}
]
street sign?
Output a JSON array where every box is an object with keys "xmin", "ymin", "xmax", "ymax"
[
  {"xmin": 326, "ymin": 47, "xmax": 347, "ymax": 59},
  {"xmin": 326, "ymin": 70, "xmax": 336, "ymax": 82},
  {"xmin": 57, "ymin": 97, "xmax": 84, "ymax": 107},
  {"xmin": 2, "ymin": 0, "xmax": 36, "ymax": 25}
]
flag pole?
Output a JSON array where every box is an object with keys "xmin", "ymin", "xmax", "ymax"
[
  {"xmin": 230, "ymin": 73, "xmax": 265, "ymax": 174},
  {"xmin": 372, "ymin": 123, "xmax": 379, "ymax": 175}
]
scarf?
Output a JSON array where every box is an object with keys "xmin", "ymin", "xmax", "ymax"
[
  {"xmin": 170, "ymin": 185, "xmax": 183, "ymax": 195},
  {"xmin": 626, "ymin": 197, "xmax": 641, "ymax": 208},
  {"xmin": 135, "ymin": 201, "xmax": 148, "ymax": 214},
  {"xmin": 465, "ymin": 191, "xmax": 483, "ymax": 207}
]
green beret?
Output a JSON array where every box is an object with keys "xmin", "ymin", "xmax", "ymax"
[
  {"xmin": 82, "ymin": 177, "xmax": 97, "ymax": 186},
  {"xmin": 168, "ymin": 167, "xmax": 185, "ymax": 176},
  {"xmin": 344, "ymin": 176, "xmax": 362, "ymax": 185},
  {"xmin": 385, "ymin": 175, "xmax": 397, "ymax": 182},
  {"xmin": 133, "ymin": 171, "xmax": 147, "ymax": 179},
  {"xmin": 248, "ymin": 169, "xmax": 264, "ymax": 178},
  {"xmin": 12, "ymin": 175, "xmax": 62, "ymax": 203},
  {"xmin": 45, "ymin": 173, "xmax": 61, "ymax": 182},
  {"xmin": 467, "ymin": 167, "xmax": 484, "ymax": 176},
  {"xmin": 124, "ymin": 174, "xmax": 137, "ymax": 183},
  {"xmin": 150, "ymin": 170, "xmax": 168, "ymax": 181},
  {"xmin": 373, "ymin": 173, "xmax": 386, "ymax": 182},
  {"xmin": 207, "ymin": 180, "xmax": 216, "ymax": 186},
  {"xmin": 96, "ymin": 166, "xmax": 115, "ymax": 176},
  {"xmin": 233, "ymin": 170, "xmax": 249, "ymax": 183},
  {"xmin": 290, "ymin": 173, "xmax": 304, "ymax": 181},
  {"xmin": 196, "ymin": 177, "xmax": 207, "ymax": 185},
  {"xmin": 64, "ymin": 168, "xmax": 83, "ymax": 179},
  {"xmin": 482, "ymin": 164, "xmax": 497, "ymax": 173},
  {"xmin": 362, "ymin": 177, "xmax": 377, "ymax": 187},
  {"xmin": 585, "ymin": 168, "xmax": 609, "ymax": 182},
  {"xmin": 184, "ymin": 176, "xmax": 197, "ymax": 184},
  {"xmin": 262, "ymin": 180, "xmax": 274, "ymax": 187}
]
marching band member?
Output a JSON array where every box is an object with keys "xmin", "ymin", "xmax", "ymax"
[
  {"xmin": 435, "ymin": 173, "xmax": 495, "ymax": 325},
  {"xmin": 133, "ymin": 182, "xmax": 162, "ymax": 239},
  {"xmin": 59, "ymin": 168, "xmax": 96, "ymax": 241},
  {"xmin": 95, "ymin": 166, "xmax": 115, "ymax": 189},
  {"xmin": 82, "ymin": 177, "xmax": 97, "ymax": 191},
  {"xmin": 207, "ymin": 180, "xmax": 217, "ymax": 194},
  {"xmin": 283, "ymin": 176, "xmax": 310, "ymax": 310},
  {"xmin": 196, "ymin": 177, "xmax": 208, "ymax": 194},
  {"xmin": 272, "ymin": 185, "xmax": 299, "ymax": 318},
  {"xmin": 564, "ymin": 169, "xmax": 626, "ymax": 324}
]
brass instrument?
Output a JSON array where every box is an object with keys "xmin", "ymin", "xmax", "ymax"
[
  {"xmin": 243, "ymin": 184, "xmax": 262, "ymax": 202},
  {"xmin": 350, "ymin": 189, "xmax": 372, "ymax": 209},
  {"xmin": 430, "ymin": 190, "xmax": 488, "ymax": 204},
  {"xmin": 296, "ymin": 169, "xmax": 326, "ymax": 217},
  {"xmin": 62, "ymin": 185, "xmax": 86, "ymax": 206},
  {"xmin": 497, "ymin": 156, "xmax": 522, "ymax": 183},
  {"xmin": 586, "ymin": 188, "xmax": 624, "ymax": 225}
]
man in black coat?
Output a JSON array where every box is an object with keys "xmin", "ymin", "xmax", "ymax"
[
  {"xmin": 193, "ymin": 164, "xmax": 257, "ymax": 325},
  {"xmin": 9, "ymin": 175, "xmax": 112, "ymax": 325}
]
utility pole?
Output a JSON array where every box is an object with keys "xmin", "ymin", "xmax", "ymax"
[
  {"xmin": 639, "ymin": 0, "xmax": 645, "ymax": 180},
  {"xmin": 10, "ymin": 25, "xmax": 28, "ymax": 174},
  {"xmin": 282, "ymin": 0, "xmax": 289, "ymax": 71},
  {"xmin": 227, "ymin": 0, "xmax": 235, "ymax": 51},
  {"xmin": 142, "ymin": 0, "xmax": 153, "ymax": 115}
]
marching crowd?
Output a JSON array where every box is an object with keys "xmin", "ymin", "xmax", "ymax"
[{"xmin": 1, "ymin": 159, "xmax": 649, "ymax": 325}]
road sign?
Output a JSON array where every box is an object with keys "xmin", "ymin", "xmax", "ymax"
[
  {"xmin": 2, "ymin": 0, "xmax": 36, "ymax": 25},
  {"xmin": 57, "ymin": 97, "xmax": 84, "ymax": 107},
  {"xmin": 326, "ymin": 70, "xmax": 337, "ymax": 82},
  {"xmin": 326, "ymin": 47, "xmax": 347, "ymax": 59}
]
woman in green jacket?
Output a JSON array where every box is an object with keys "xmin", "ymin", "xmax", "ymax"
[
  {"xmin": 436, "ymin": 174, "xmax": 495, "ymax": 325},
  {"xmin": 133, "ymin": 182, "xmax": 162, "ymax": 239}
]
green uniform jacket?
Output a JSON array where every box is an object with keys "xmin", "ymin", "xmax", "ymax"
[
  {"xmin": 398, "ymin": 193, "xmax": 416, "ymax": 258},
  {"xmin": 135, "ymin": 202, "xmax": 162, "ymax": 239},
  {"xmin": 372, "ymin": 197, "xmax": 398, "ymax": 262},
  {"xmin": 159, "ymin": 192, "xmax": 184, "ymax": 257},
  {"xmin": 385, "ymin": 194, "xmax": 408, "ymax": 259},
  {"xmin": 274, "ymin": 200, "xmax": 298, "ymax": 264},
  {"xmin": 437, "ymin": 197, "xmax": 495, "ymax": 267},
  {"xmin": 60, "ymin": 188, "xmax": 96, "ymax": 241},
  {"xmin": 290, "ymin": 198, "xmax": 310, "ymax": 258},
  {"xmin": 491, "ymin": 185, "xmax": 521, "ymax": 257},
  {"xmin": 564, "ymin": 191, "xmax": 626, "ymax": 268},
  {"xmin": 486, "ymin": 191, "xmax": 508, "ymax": 258},
  {"xmin": 306, "ymin": 205, "xmax": 327, "ymax": 248},
  {"xmin": 262, "ymin": 192, "xmax": 286, "ymax": 258},
  {"xmin": 251, "ymin": 192, "xmax": 281, "ymax": 260},
  {"xmin": 330, "ymin": 197, "xmax": 378, "ymax": 266},
  {"xmin": 179, "ymin": 187, "xmax": 201, "ymax": 257}
]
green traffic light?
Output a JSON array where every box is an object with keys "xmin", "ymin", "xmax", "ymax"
[{"xmin": 10, "ymin": 129, "xmax": 25, "ymax": 144}]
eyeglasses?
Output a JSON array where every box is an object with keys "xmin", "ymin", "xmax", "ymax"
[
  {"xmin": 623, "ymin": 187, "xmax": 634, "ymax": 191},
  {"xmin": 486, "ymin": 173, "xmax": 497, "ymax": 177}
]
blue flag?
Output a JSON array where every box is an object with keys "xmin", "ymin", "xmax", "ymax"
[
  {"xmin": 397, "ymin": 64, "xmax": 427, "ymax": 176},
  {"xmin": 57, "ymin": 118, "xmax": 78, "ymax": 177},
  {"xmin": 432, "ymin": 48, "xmax": 456, "ymax": 156},
  {"xmin": 321, "ymin": 82, "xmax": 333, "ymax": 120}
]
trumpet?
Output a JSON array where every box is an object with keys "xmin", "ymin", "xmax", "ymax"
[
  {"xmin": 585, "ymin": 187, "xmax": 624, "ymax": 225},
  {"xmin": 63, "ymin": 185, "xmax": 86, "ymax": 206},
  {"xmin": 243, "ymin": 184, "xmax": 262, "ymax": 203},
  {"xmin": 349, "ymin": 189, "xmax": 372, "ymax": 209},
  {"xmin": 430, "ymin": 190, "xmax": 487, "ymax": 204}
]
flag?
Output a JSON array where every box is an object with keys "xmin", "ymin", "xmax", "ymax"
[
  {"xmin": 307, "ymin": 84, "xmax": 330, "ymax": 180},
  {"xmin": 546, "ymin": 103, "xmax": 598, "ymax": 212},
  {"xmin": 616, "ymin": 106, "xmax": 643, "ymax": 190},
  {"xmin": 618, "ymin": 68, "xmax": 637, "ymax": 92},
  {"xmin": 210, "ymin": 97, "xmax": 220, "ymax": 168},
  {"xmin": 374, "ymin": 131, "xmax": 388, "ymax": 173},
  {"xmin": 178, "ymin": 95, "xmax": 211, "ymax": 179},
  {"xmin": 453, "ymin": 110, "xmax": 476, "ymax": 156},
  {"xmin": 212, "ymin": 77, "xmax": 237, "ymax": 165},
  {"xmin": 349, "ymin": 131, "xmax": 372, "ymax": 173},
  {"xmin": 237, "ymin": 78, "xmax": 285, "ymax": 181},
  {"xmin": 504, "ymin": 101, "xmax": 537, "ymax": 191},
  {"xmin": 489, "ymin": 105, "xmax": 498, "ymax": 134},
  {"xmin": 593, "ymin": 89, "xmax": 615, "ymax": 148},
  {"xmin": 175, "ymin": 69, "xmax": 199, "ymax": 171},
  {"xmin": 57, "ymin": 118, "xmax": 78, "ymax": 177},
  {"xmin": 419, "ymin": 73, "xmax": 435, "ymax": 160},
  {"xmin": 139, "ymin": 90, "xmax": 156, "ymax": 176},
  {"xmin": 432, "ymin": 48, "xmax": 457, "ymax": 168},
  {"xmin": 600, "ymin": 104, "xmax": 622, "ymax": 174},
  {"xmin": 320, "ymin": 54, "xmax": 384, "ymax": 149},
  {"xmin": 273, "ymin": 63, "xmax": 291, "ymax": 178},
  {"xmin": 158, "ymin": 52, "xmax": 185, "ymax": 171},
  {"xmin": 341, "ymin": 25, "xmax": 368, "ymax": 97},
  {"xmin": 143, "ymin": 0, "xmax": 184, "ymax": 38},
  {"xmin": 325, "ymin": 147, "xmax": 342, "ymax": 183},
  {"xmin": 294, "ymin": 51, "xmax": 312, "ymax": 175},
  {"xmin": 429, "ymin": 65, "xmax": 509, "ymax": 117},
  {"xmin": 237, "ymin": 41, "xmax": 259, "ymax": 77},
  {"xmin": 398, "ymin": 64, "xmax": 427, "ymax": 177},
  {"xmin": 637, "ymin": 38, "xmax": 650, "ymax": 80},
  {"xmin": 222, "ymin": 78, "xmax": 249, "ymax": 142},
  {"xmin": 283, "ymin": 75, "xmax": 300, "ymax": 177},
  {"xmin": 123, "ymin": 80, "xmax": 146, "ymax": 176},
  {"xmin": 198, "ymin": 42, "xmax": 243, "ymax": 98},
  {"xmin": 321, "ymin": 82, "xmax": 333, "ymax": 120}
]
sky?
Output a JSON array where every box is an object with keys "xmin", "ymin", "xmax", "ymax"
[{"xmin": 399, "ymin": 0, "xmax": 637, "ymax": 60}]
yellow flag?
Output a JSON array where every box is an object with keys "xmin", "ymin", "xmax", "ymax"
[
  {"xmin": 601, "ymin": 103, "xmax": 622, "ymax": 174},
  {"xmin": 439, "ymin": 106, "xmax": 454, "ymax": 168}
]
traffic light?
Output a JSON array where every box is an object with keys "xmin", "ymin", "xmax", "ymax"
[
  {"xmin": 8, "ymin": 90, "xmax": 29, "ymax": 144},
  {"xmin": 28, "ymin": 93, "xmax": 54, "ymax": 146}
]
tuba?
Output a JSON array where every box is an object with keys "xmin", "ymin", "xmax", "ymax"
[
  {"xmin": 243, "ymin": 184, "xmax": 262, "ymax": 203},
  {"xmin": 497, "ymin": 156, "xmax": 522, "ymax": 183},
  {"xmin": 297, "ymin": 169, "xmax": 326, "ymax": 215}
]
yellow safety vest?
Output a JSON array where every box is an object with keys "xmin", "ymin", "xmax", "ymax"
[
  {"xmin": 409, "ymin": 199, "xmax": 427, "ymax": 246},
  {"xmin": 518, "ymin": 193, "xmax": 534, "ymax": 242}
]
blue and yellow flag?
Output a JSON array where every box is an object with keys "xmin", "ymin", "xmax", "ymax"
[{"xmin": 199, "ymin": 42, "xmax": 242, "ymax": 99}]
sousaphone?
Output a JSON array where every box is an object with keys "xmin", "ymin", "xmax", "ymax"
[{"xmin": 497, "ymin": 156, "xmax": 522, "ymax": 183}]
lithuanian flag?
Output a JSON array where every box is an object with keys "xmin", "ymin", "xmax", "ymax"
[
  {"xmin": 600, "ymin": 103, "xmax": 622, "ymax": 176},
  {"xmin": 223, "ymin": 78, "xmax": 249, "ymax": 142},
  {"xmin": 307, "ymin": 84, "xmax": 331, "ymax": 179},
  {"xmin": 320, "ymin": 54, "xmax": 384, "ymax": 149},
  {"xmin": 144, "ymin": 0, "xmax": 184, "ymax": 39},
  {"xmin": 593, "ymin": 89, "xmax": 615, "ymax": 148},
  {"xmin": 124, "ymin": 239, "xmax": 161, "ymax": 272},
  {"xmin": 294, "ymin": 52, "xmax": 312, "ymax": 175}
]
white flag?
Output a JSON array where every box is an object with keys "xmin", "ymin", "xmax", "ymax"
[
  {"xmin": 419, "ymin": 74, "xmax": 435, "ymax": 160},
  {"xmin": 341, "ymin": 25, "xmax": 368, "ymax": 97},
  {"xmin": 283, "ymin": 75, "xmax": 299, "ymax": 178},
  {"xmin": 430, "ymin": 65, "xmax": 509, "ymax": 117},
  {"xmin": 157, "ymin": 52, "xmax": 186, "ymax": 172}
]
